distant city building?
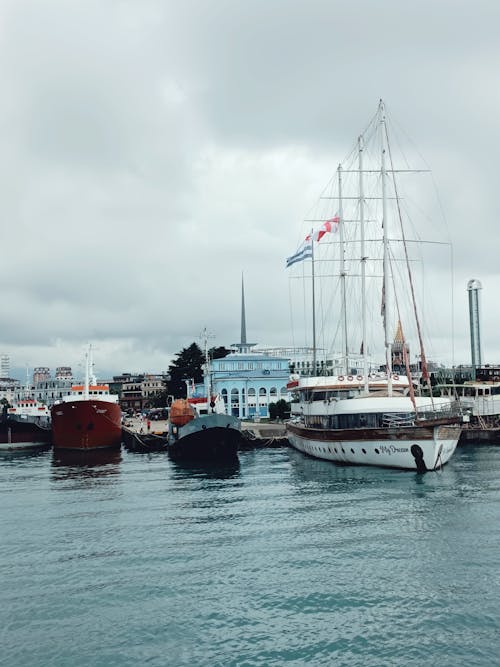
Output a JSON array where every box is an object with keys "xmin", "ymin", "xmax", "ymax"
[
  {"xmin": 113, "ymin": 373, "xmax": 168, "ymax": 413},
  {"xmin": 1, "ymin": 354, "xmax": 10, "ymax": 379},
  {"xmin": 33, "ymin": 367, "xmax": 50, "ymax": 383},
  {"xmin": 55, "ymin": 366, "xmax": 73, "ymax": 380},
  {"xmin": 0, "ymin": 378, "xmax": 21, "ymax": 404},
  {"xmin": 32, "ymin": 378, "xmax": 73, "ymax": 407},
  {"xmin": 391, "ymin": 320, "xmax": 410, "ymax": 374}
]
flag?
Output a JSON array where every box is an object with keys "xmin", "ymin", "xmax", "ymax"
[
  {"xmin": 286, "ymin": 239, "xmax": 312, "ymax": 268},
  {"xmin": 313, "ymin": 214, "xmax": 340, "ymax": 242},
  {"xmin": 286, "ymin": 214, "xmax": 339, "ymax": 268}
]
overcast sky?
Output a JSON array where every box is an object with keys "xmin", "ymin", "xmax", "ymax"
[{"xmin": 1, "ymin": 0, "xmax": 499, "ymax": 380}]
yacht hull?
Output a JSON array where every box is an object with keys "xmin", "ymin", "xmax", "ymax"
[{"xmin": 286, "ymin": 422, "xmax": 461, "ymax": 471}]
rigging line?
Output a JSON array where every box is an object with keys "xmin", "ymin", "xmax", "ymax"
[
  {"xmin": 385, "ymin": 122, "xmax": 435, "ymax": 405},
  {"xmin": 339, "ymin": 108, "xmax": 380, "ymax": 170},
  {"xmin": 288, "ymin": 275, "xmax": 297, "ymax": 367},
  {"xmin": 389, "ymin": 262, "xmax": 418, "ymax": 412}
]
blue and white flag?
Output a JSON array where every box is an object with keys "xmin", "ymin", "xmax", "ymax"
[
  {"xmin": 286, "ymin": 214, "xmax": 339, "ymax": 268},
  {"xmin": 286, "ymin": 239, "xmax": 313, "ymax": 268}
]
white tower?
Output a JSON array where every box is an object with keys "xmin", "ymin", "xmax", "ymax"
[{"xmin": 467, "ymin": 279, "xmax": 482, "ymax": 376}]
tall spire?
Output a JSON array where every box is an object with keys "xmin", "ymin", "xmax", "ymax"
[
  {"xmin": 232, "ymin": 274, "xmax": 256, "ymax": 353},
  {"xmin": 241, "ymin": 274, "xmax": 247, "ymax": 345}
]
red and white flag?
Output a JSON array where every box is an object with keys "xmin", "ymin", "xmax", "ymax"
[{"xmin": 312, "ymin": 214, "xmax": 340, "ymax": 242}]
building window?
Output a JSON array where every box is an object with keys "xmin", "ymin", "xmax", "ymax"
[
  {"xmin": 270, "ymin": 386, "xmax": 277, "ymax": 397},
  {"xmin": 259, "ymin": 387, "xmax": 267, "ymax": 396},
  {"xmin": 248, "ymin": 387, "xmax": 256, "ymax": 397}
]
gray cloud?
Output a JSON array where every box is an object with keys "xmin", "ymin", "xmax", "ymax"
[{"xmin": 1, "ymin": 0, "xmax": 499, "ymax": 378}]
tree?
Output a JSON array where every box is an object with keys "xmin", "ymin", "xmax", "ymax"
[
  {"xmin": 268, "ymin": 399, "xmax": 291, "ymax": 421},
  {"xmin": 166, "ymin": 343, "xmax": 205, "ymax": 398},
  {"xmin": 210, "ymin": 346, "xmax": 231, "ymax": 360}
]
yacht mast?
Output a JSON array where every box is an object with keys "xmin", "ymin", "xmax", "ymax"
[
  {"xmin": 337, "ymin": 164, "xmax": 348, "ymax": 374},
  {"xmin": 380, "ymin": 100, "xmax": 393, "ymax": 396},
  {"xmin": 358, "ymin": 135, "xmax": 369, "ymax": 392},
  {"xmin": 311, "ymin": 232, "xmax": 317, "ymax": 375}
]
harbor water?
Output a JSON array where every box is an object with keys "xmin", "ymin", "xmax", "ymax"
[{"xmin": 1, "ymin": 444, "xmax": 500, "ymax": 666}]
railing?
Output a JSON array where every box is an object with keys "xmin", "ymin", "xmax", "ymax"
[
  {"xmin": 382, "ymin": 413, "xmax": 415, "ymax": 427},
  {"xmin": 382, "ymin": 401, "xmax": 462, "ymax": 428},
  {"xmin": 417, "ymin": 400, "xmax": 463, "ymax": 421}
]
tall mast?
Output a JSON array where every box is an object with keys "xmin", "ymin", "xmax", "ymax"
[
  {"xmin": 84, "ymin": 345, "xmax": 90, "ymax": 400},
  {"xmin": 358, "ymin": 135, "xmax": 369, "ymax": 392},
  {"xmin": 201, "ymin": 327, "xmax": 215, "ymax": 409},
  {"xmin": 311, "ymin": 230, "xmax": 317, "ymax": 375},
  {"xmin": 338, "ymin": 164, "xmax": 348, "ymax": 374},
  {"xmin": 380, "ymin": 100, "xmax": 393, "ymax": 396}
]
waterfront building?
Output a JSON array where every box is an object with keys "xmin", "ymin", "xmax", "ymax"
[
  {"xmin": 113, "ymin": 373, "xmax": 168, "ymax": 413},
  {"xmin": 204, "ymin": 278, "xmax": 290, "ymax": 419},
  {"xmin": 258, "ymin": 346, "xmax": 343, "ymax": 377},
  {"xmin": 55, "ymin": 366, "xmax": 73, "ymax": 380},
  {"xmin": 32, "ymin": 378, "xmax": 73, "ymax": 407},
  {"xmin": 0, "ymin": 378, "xmax": 21, "ymax": 405},
  {"xmin": 1, "ymin": 354, "xmax": 10, "ymax": 379},
  {"xmin": 33, "ymin": 367, "xmax": 50, "ymax": 383}
]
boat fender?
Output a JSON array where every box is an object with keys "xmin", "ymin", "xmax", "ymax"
[
  {"xmin": 338, "ymin": 375, "xmax": 344, "ymax": 382},
  {"xmin": 393, "ymin": 374, "xmax": 399, "ymax": 380},
  {"xmin": 347, "ymin": 375, "xmax": 353, "ymax": 381}
]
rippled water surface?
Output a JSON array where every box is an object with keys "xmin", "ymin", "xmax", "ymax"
[{"xmin": 1, "ymin": 444, "xmax": 500, "ymax": 666}]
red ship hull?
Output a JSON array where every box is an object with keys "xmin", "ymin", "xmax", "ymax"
[{"xmin": 51, "ymin": 400, "xmax": 122, "ymax": 450}]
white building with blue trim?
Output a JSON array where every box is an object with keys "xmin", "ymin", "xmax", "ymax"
[
  {"xmin": 195, "ymin": 278, "xmax": 290, "ymax": 419},
  {"xmin": 211, "ymin": 351, "xmax": 290, "ymax": 419}
]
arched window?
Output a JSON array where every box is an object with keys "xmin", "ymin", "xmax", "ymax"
[
  {"xmin": 259, "ymin": 387, "xmax": 267, "ymax": 396},
  {"xmin": 248, "ymin": 387, "xmax": 256, "ymax": 396},
  {"xmin": 280, "ymin": 386, "xmax": 287, "ymax": 395},
  {"xmin": 270, "ymin": 386, "xmax": 277, "ymax": 397}
]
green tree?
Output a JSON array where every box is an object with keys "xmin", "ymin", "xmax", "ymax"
[
  {"xmin": 209, "ymin": 346, "xmax": 231, "ymax": 360},
  {"xmin": 167, "ymin": 343, "xmax": 205, "ymax": 398},
  {"xmin": 268, "ymin": 399, "xmax": 290, "ymax": 421}
]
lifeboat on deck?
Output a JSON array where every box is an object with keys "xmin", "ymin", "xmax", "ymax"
[{"xmin": 169, "ymin": 399, "xmax": 196, "ymax": 427}]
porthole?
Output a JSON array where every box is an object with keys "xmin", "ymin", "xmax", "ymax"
[
  {"xmin": 374, "ymin": 448, "xmax": 380, "ymax": 454},
  {"xmin": 362, "ymin": 448, "xmax": 366, "ymax": 454},
  {"xmin": 350, "ymin": 448, "xmax": 354, "ymax": 454},
  {"xmin": 341, "ymin": 448, "xmax": 345, "ymax": 454}
]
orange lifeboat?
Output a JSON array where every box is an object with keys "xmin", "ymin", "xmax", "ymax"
[{"xmin": 169, "ymin": 399, "xmax": 196, "ymax": 427}]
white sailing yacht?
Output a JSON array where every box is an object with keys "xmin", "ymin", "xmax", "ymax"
[{"xmin": 285, "ymin": 101, "xmax": 462, "ymax": 472}]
